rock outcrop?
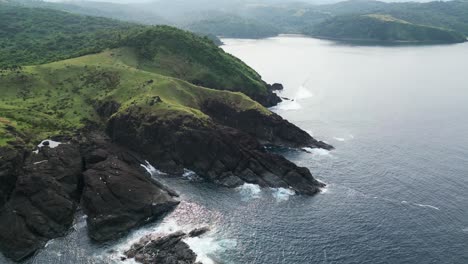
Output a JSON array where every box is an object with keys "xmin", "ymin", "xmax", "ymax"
[
  {"xmin": 82, "ymin": 156, "xmax": 179, "ymax": 241},
  {"xmin": 0, "ymin": 147, "xmax": 24, "ymax": 207},
  {"xmin": 124, "ymin": 230, "xmax": 204, "ymax": 264},
  {"xmin": 0, "ymin": 134, "xmax": 180, "ymax": 261},
  {"xmin": 0, "ymin": 144, "xmax": 82, "ymax": 261},
  {"xmin": 201, "ymin": 99, "xmax": 333, "ymax": 149},
  {"xmin": 107, "ymin": 107, "xmax": 326, "ymax": 194}
]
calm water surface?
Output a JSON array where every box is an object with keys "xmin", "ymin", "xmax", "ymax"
[{"xmin": 2, "ymin": 36, "xmax": 467, "ymax": 264}]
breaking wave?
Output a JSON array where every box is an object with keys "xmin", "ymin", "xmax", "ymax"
[
  {"xmin": 271, "ymin": 188, "xmax": 296, "ymax": 201},
  {"xmin": 236, "ymin": 183, "xmax": 262, "ymax": 201}
]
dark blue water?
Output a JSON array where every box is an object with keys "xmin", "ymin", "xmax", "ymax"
[{"xmin": 2, "ymin": 36, "xmax": 467, "ymax": 264}]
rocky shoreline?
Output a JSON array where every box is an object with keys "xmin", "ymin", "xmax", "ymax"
[{"xmin": 0, "ymin": 84, "xmax": 332, "ymax": 262}]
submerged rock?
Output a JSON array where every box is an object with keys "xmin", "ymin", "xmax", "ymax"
[
  {"xmin": 82, "ymin": 156, "xmax": 179, "ymax": 241},
  {"xmin": 0, "ymin": 144, "xmax": 82, "ymax": 261}
]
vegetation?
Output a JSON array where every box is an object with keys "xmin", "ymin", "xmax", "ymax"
[
  {"xmin": 0, "ymin": 4, "xmax": 145, "ymax": 67},
  {"xmin": 187, "ymin": 14, "xmax": 280, "ymax": 39},
  {"xmin": 0, "ymin": 4, "xmax": 273, "ymax": 148},
  {"xmin": 0, "ymin": 48, "xmax": 270, "ymax": 148},
  {"xmin": 307, "ymin": 14, "xmax": 466, "ymax": 43},
  {"xmin": 7, "ymin": 0, "xmax": 468, "ymax": 42},
  {"xmin": 0, "ymin": 3, "xmax": 268, "ymax": 97}
]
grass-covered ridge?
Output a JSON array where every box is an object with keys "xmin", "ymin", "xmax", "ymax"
[
  {"xmin": 0, "ymin": 49, "xmax": 270, "ymax": 148},
  {"xmin": 0, "ymin": 3, "xmax": 274, "ymax": 107},
  {"xmin": 307, "ymin": 14, "xmax": 467, "ymax": 43}
]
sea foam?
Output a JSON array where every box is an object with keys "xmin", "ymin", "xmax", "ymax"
[
  {"xmin": 140, "ymin": 160, "xmax": 159, "ymax": 176},
  {"xmin": 303, "ymin": 147, "xmax": 332, "ymax": 157},
  {"xmin": 295, "ymin": 85, "xmax": 314, "ymax": 100},
  {"xmin": 271, "ymin": 188, "xmax": 296, "ymax": 201},
  {"xmin": 237, "ymin": 183, "xmax": 262, "ymax": 201},
  {"xmin": 184, "ymin": 236, "xmax": 237, "ymax": 264}
]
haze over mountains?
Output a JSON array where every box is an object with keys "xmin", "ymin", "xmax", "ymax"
[{"xmin": 25, "ymin": 0, "xmax": 468, "ymax": 43}]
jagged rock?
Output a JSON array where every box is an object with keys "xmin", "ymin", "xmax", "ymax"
[
  {"xmin": 269, "ymin": 83, "xmax": 284, "ymax": 91},
  {"xmin": 0, "ymin": 144, "xmax": 83, "ymax": 261},
  {"xmin": 251, "ymin": 90, "xmax": 282, "ymax": 107},
  {"xmin": 202, "ymin": 100, "xmax": 333, "ymax": 149},
  {"xmin": 107, "ymin": 108, "xmax": 325, "ymax": 194},
  {"xmin": 0, "ymin": 147, "xmax": 24, "ymax": 207},
  {"xmin": 188, "ymin": 227, "xmax": 210, "ymax": 237},
  {"xmin": 125, "ymin": 231, "xmax": 197, "ymax": 264},
  {"xmin": 82, "ymin": 156, "xmax": 179, "ymax": 241}
]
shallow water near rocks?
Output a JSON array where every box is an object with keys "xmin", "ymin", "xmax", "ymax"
[{"xmin": 2, "ymin": 36, "xmax": 468, "ymax": 264}]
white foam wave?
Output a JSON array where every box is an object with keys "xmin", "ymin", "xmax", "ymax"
[
  {"xmin": 414, "ymin": 203, "xmax": 440, "ymax": 211},
  {"xmin": 38, "ymin": 139, "xmax": 62, "ymax": 149},
  {"xmin": 318, "ymin": 180, "xmax": 329, "ymax": 194},
  {"xmin": 271, "ymin": 188, "xmax": 295, "ymax": 201},
  {"xmin": 274, "ymin": 100, "xmax": 302, "ymax": 111},
  {"xmin": 303, "ymin": 147, "xmax": 332, "ymax": 157},
  {"xmin": 295, "ymin": 85, "xmax": 314, "ymax": 100},
  {"xmin": 184, "ymin": 237, "xmax": 237, "ymax": 264},
  {"xmin": 462, "ymin": 228, "xmax": 468, "ymax": 233},
  {"xmin": 140, "ymin": 160, "xmax": 167, "ymax": 176},
  {"xmin": 182, "ymin": 169, "xmax": 202, "ymax": 181},
  {"xmin": 334, "ymin": 137, "xmax": 346, "ymax": 142},
  {"xmin": 237, "ymin": 183, "xmax": 262, "ymax": 201}
]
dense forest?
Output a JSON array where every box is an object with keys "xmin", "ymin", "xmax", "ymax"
[{"xmin": 0, "ymin": 4, "xmax": 144, "ymax": 67}]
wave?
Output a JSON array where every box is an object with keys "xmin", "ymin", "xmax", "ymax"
[
  {"xmin": 303, "ymin": 147, "xmax": 333, "ymax": 157},
  {"xmin": 463, "ymin": 228, "xmax": 468, "ymax": 233},
  {"xmin": 295, "ymin": 85, "xmax": 314, "ymax": 100},
  {"xmin": 184, "ymin": 236, "xmax": 237, "ymax": 264},
  {"xmin": 109, "ymin": 201, "xmax": 231, "ymax": 264},
  {"xmin": 270, "ymin": 188, "xmax": 296, "ymax": 202},
  {"xmin": 414, "ymin": 203, "xmax": 440, "ymax": 211},
  {"xmin": 236, "ymin": 183, "xmax": 262, "ymax": 201},
  {"xmin": 140, "ymin": 160, "xmax": 161, "ymax": 176},
  {"xmin": 333, "ymin": 137, "xmax": 346, "ymax": 142},
  {"xmin": 273, "ymin": 100, "xmax": 302, "ymax": 111}
]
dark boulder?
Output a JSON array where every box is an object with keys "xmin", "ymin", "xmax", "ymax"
[
  {"xmin": 251, "ymin": 90, "xmax": 282, "ymax": 107},
  {"xmin": 82, "ymin": 156, "xmax": 179, "ymax": 242},
  {"xmin": 269, "ymin": 83, "xmax": 284, "ymax": 91},
  {"xmin": 125, "ymin": 231, "xmax": 197, "ymax": 264},
  {"xmin": 0, "ymin": 144, "xmax": 83, "ymax": 261},
  {"xmin": 188, "ymin": 227, "xmax": 210, "ymax": 237}
]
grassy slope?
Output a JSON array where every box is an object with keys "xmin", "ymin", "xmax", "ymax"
[
  {"xmin": 0, "ymin": 4, "xmax": 272, "ymax": 107},
  {"xmin": 0, "ymin": 48, "xmax": 270, "ymax": 148},
  {"xmin": 308, "ymin": 14, "xmax": 466, "ymax": 43}
]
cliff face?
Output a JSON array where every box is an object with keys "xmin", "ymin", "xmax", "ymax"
[
  {"xmin": 0, "ymin": 135, "xmax": 179, "ymax": 261},
  {"xmin": 107, "ymin": 103, "xmax": 326, "ymax": 195}
]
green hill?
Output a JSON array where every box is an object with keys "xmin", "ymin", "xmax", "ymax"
[
  {"xmin": 0, "ymin": 4, "xmax": 278, "ymax": 106},
  {"xmin": 0, "ymin": 4, "xmax": 281, "ymax": 148},
  {"xmin": 0, "ymin": 48, "xmax": 270, "ymax": 148},
  {"xmin": 308, "ymin": 14, "xmax": 467, "ymax": 43}
]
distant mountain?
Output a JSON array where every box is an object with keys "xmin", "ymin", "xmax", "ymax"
[
  {"xmin": 186, "ymin": 14, "xmax": 280, "ymax": 38},
  {"xmin": 307, "ymin": 14, "xmax": 467, "ymax": 43}
]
